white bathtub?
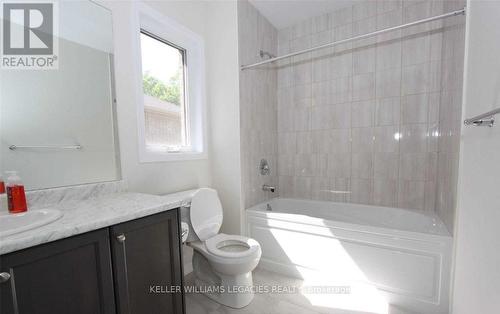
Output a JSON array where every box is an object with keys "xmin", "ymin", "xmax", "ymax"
[{"xmin": 246, "ymin": 198, "xmax": 452, "ymax": 314}]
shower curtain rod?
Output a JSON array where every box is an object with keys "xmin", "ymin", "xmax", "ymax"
[{"xmin": 241, "ymin": 7, "xmax": 466, "ymax": 70}]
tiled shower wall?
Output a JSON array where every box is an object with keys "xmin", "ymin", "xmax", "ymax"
[
  {"xmin": 275, "ymin": 0, "xmax": 465, "ymax": 224},
  {"xmin": 238, "ymin": 0, "xmax": 279, "ymax": 208},
  {"xmin": 436, "ymin": 0, "xmax": 466, "ymax": 232}
]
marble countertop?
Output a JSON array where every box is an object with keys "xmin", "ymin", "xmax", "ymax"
[{"xmin": 0, "ymin": 190, "xmax": 197, "ymax": 255}]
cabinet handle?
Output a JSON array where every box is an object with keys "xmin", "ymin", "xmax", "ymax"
[
  {"xmin": 116, "ymin": 234, "xmax": 126, "ymax": 243},
  {"xmin": 0, "ymin": 272, "xmax": 10, "ymax": 283}
]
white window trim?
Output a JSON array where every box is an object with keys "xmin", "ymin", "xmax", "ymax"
[{"xmin": 133, "ymin": 3, "xmax": 207, "ymax": 162}]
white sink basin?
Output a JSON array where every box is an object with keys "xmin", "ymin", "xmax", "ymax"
[{"xmin": 0, "ymin": 209, "xmax": 63, "ymax": 238}]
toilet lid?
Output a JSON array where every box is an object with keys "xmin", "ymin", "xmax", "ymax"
[{"xmin": 190, "ymin": 188, "xmax": 223, "ymax": 241}]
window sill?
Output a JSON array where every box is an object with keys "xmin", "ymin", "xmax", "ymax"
[{"xmin": 139, "ymin": 151, "xmax": 207, "ymax": 163}]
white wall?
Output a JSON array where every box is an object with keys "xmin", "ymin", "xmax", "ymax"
[
  {"xmin": 451, "ymin": 0, "xmax": 500, "ymax": 312},
  {"xmin": 102, "ymin": 0, "xmax": 242, "ymax": 273},
  {"xmin": 103, "ymin": 0, "xmax": 213, "ymax": 196},
  {"xmin": 102, "ymin": 0, "xmax": 243, "ymax": 232},
  {"xmin": 204, "ymin": 1, "xmax": 243, "ymax": 235}
]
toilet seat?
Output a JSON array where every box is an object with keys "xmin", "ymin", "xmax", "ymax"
[
  {"xmin": 205, "ymin": 234, "xmax": 260, "ymax": 259},
  {"xmin": 187, "ymin": 188, "xmax": 261, "ymax": 263}
]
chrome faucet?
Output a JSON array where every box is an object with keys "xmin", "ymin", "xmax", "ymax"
[{"xmin": 262, "ymin": 184, "xmax": 276, "ymax": 193}]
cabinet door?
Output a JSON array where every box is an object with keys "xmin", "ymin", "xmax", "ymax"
[
  {"xmin": 0, "ymin": 229, "xmax": 115, "ymax": 314},
  {"xmin": 111, "ymin": 209, "xmax": 184, "ymax": 314}
]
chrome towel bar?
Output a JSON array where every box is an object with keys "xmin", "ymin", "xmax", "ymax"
[
  {"xmin": 9, "ymin": 145, "xmax": 83, "ymax": 150},
  {"xmin": 464, "ymin": 108, "xmax": 500, "ymax": 127}
]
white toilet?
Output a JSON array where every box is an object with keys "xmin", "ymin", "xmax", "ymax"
[{"xmin": 184, "ymin": 188, "xmax": 262, "ymax": 308}]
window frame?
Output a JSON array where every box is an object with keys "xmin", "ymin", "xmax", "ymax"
[
  {"xmin": 134, "ymin": 3, "xmax": 207, "ymax": 162},
  {"xmin": 140, "ymin": 30, "xmax": 189, "ymax": 150}
]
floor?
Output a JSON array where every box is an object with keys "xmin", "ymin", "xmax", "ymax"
[{"xmin": 185, "ymin": 268, "xmax": 418, "ymax": 314}]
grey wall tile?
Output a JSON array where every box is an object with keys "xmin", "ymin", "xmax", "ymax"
[
  {"xmin": 294, "ymin": 154, "xmax": 316, "ymax": 176},
  {"xmin": 402, "ymin": 35, "xmax": 431, "ymax": 66},
  {"xmin": 353, "ymin": 0, "xmax": 378, "ymax": 21},
  {"xmin": 333, "ymin": 23, "xmax": 353, "ymax": 52},
  {"xmin": 353, "ymin": 16, "xmax": 377, "ymax": 47},
  {"xmin": 374, "ymin": 179, "xmax": 398, "ymax": 207},
  {"xmin": 374, "ymin": 152, "xmax": 399, "ymax": 180},
  {"xmin": 293, "ymin": 176, "xmax": 313, "ymax": 198},
  {"xmin": 312, "ymin": 13, "xmax": 329, "ymax": 34},
  {"xmin": 352, "ymin": 153, "xmax": 374, "ymax": 179},
  {"xmin": 268, "ymin": 0, "xmax": 464, "ymax": 221},
  {"xmin": 351, "ymin": 178, "xmax": 374, "ymax": 204},
  {"xmin": 402, "ymin": 63, "xmax": 430, "ymax": 95},
  {"xmin": 377, "ymin": 0, "xmax": 402, "ymax": 15},
  {"xmin": 331, "ymin": 53, "xmax": 353, "ymax": 78},
  {"xmin": 352, "ymin": 127, "xmax": 375, "ymax": 153},
  {"xmin": 376, "ymin": 68, "xmax": 402, "ymax": 98},
  {"xmin": 327, "ymin": 153, "xmax": 352, "ymax": 178},
  {"xmin": 352, "ymin": 100, "xmax": 376, "ymax": 127},
  {"xmin": 374, "ymin": 125, "xmax": 400, "ymax": 153},
  {"xmin": 331, "ymin": 76, "xmax": 352, "ymax": 103},
  {"xmin": 400, "ymin": 124, "xmax": 428, "ymax": 153},
  {"xmin": 331, "ymin": 178, "xmax": 351, "ymax": 202},
  {"xmin": 398, "ymin": 179, "xmax": 425, "ymax": 210},
  {"xmin": 293, "ymin": 62, "xmax": 312, "ymax": 85},
  {"xmin": 292, "ymin": 18, "xmax": 312, "ymax": 39},
  {"xmin": 329, "ymin": 6, "xmax": 353, "ymax": 29},
  {"xmin": 313, "ymin": 58, "xmax": 331, "ymax": 82},
  {"xmin": 353, "ymin": 73, "xmax": 376, "ymax": 101},
  {"xmin": 376, "ymin": 41, "xmax": 402, "ymax": 70},
  {"xmin": 278, "ymin": 154, "xmax": 295, "ymax": 176},
  {"xmin": 328, "ymin": 129, "xmax": 352, "ymax": 153},
  {"xmin": 239, "ymin": 1, "xmax": 279, "ymax": 208},
  {"xmin": 353, "ymin": 47, "xmax": 377, "ymax": 74},
  {"xmin": 401, "ymin": 93, "xmax": 429, "ymax": 124},
  {"xmin": 376, "ymin": 97, "xmax": 401, "ymax": 126},
  {"xmin": 399, "ymin": 153, "xmax": 428, "ymax": 181},
  {"xmin": 278, "ymin": 175, "xmax": 294, "ymax": 198},
  {"xmin": 311, "ymin": 177, "xmax": 333, "ymax": 200}
]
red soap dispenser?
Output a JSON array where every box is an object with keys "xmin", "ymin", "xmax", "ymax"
[
  {"xmin": 0, "ymin": 174, "xmax": 6, "ymax": 211},
  {"xmin": 6, "ymin": 171, "xmax": 27, "ymax": 213},
  {"xmin": 0, "ymin": 174, "xmax": 5, "ymax": 194}
]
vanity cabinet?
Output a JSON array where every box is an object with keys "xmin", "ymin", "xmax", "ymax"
[
  {"xmin": 0, "ymin": 209, "xmax": 184, "ymax": 314},
  {"xmin": 111, "ymin": 210, "xmax": 184, "ymax": 314},
  {"xmin": 0, "ymin": 229, "xmax": 116, "ymax": 314}
]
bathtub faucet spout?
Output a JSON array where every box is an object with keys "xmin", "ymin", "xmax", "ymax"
[{"xmin": 262, "ymin": 184, "xmax": 276, "ymax": 193}]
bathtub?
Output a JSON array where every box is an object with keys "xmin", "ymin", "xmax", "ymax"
[{"xmin": 246, "ymin": 198, "xmax": 452, "ymax": 313}]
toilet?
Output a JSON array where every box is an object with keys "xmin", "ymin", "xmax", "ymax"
[{"xmin": 183, "ymin": 188, "xmax": 262, "ymax": 308}]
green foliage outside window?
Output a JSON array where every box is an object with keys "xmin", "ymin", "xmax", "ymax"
[{"xmin": 143, "ymin": 71, "xmax": 181, "ymax": 106}]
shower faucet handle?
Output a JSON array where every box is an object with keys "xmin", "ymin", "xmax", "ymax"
[{"xmin": 259, "ymin": 159, "xmax": 271, "ymax": 175}]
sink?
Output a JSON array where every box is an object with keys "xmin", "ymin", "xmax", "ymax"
[{"xmin": 0, "ymin": 209, "xmax": 63, "ymax": 238}]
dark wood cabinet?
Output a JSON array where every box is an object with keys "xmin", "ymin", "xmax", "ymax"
[
  {"xmin": 110, "ymin": 210, "xmax": 184, "ymax": 314},
  {"xmin": 0, "ymin": 229, "xmax": 116, "ymax": 314},
  {"xmin": 0, "ymin": 209, "xmax": 184, "ymax": 314}
]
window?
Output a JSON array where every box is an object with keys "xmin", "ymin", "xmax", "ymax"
[
  {"xmin": 136, "ymin": 4, "xmax": 206, "ymax": 162},
  {"xmin": 140, "ymin": 31, "xmax": 188, "ymax": 151}
]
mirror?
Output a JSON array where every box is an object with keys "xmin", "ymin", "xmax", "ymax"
[{"xmin": 0, "ymin": 1, "xmax": 120, "ymax": 191}]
